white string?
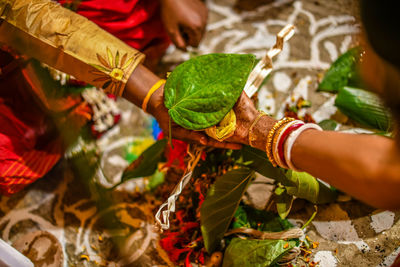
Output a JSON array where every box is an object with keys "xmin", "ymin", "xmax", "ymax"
[{"xmin": 155, "ymin": 171, "xmax": 193, "ymax": 230}]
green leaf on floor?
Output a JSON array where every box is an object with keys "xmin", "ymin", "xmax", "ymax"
[
  {"xmin": 201, "ymin": 168, "xmax": 255, "ymax": 253},
  {"xmin": 275, "ymin": 187, "xmax": 294, "ymax": 219},
  {"xmin": 121, "ymin": 139, "xmax": 167, "ymax": 182},
  {"xmin": 318, "ymin": 46, "xmax": 363, "ymax": 93},
  {"xmin": 285, "ymin": 170, "xmax": 337, "ymax": 204},
  {"xmin": 232, "ymin": 205, "xmax": 294, "ymax": 232},
  {"xmin": 222, "ymin": 238, "xmax": 297, "ymax": 267},
  {"xmin": 164, "ymin": 53, "xmax": 256, "ymax": 130},
  {"xmin": 335, "ymin": 86, "xmax": 392, "ymax": 131},
  {"xmin": 318, "ymin": 119, "xmax": 338, "ymax": 131}
]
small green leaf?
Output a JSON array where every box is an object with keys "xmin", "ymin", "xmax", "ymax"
[
  {"xmin": 275, "ymin": 187, "xmax": 294, "ymax": 219},
  {"xmin": 222, "ymin": 238, "xmax": 296, "ymax": 267},
  {"xmin": 121, "ymin": 139, "xmax": 167, "ymax": 182},
  {"xmin": 232, "ymin": 205, "xmax": 294, "ymax": 232},
  {"xmin": 335, "ymin": 86, "xmax": 392, "ymax": 131},
  {"xmin": 318, "ymin": 119, "xmax": 338, "ymax": 131},
  {"xmin": 164, "ymin": 54, "xmax": 256, "ymax": 130},
  {"xmin": 285, "ymin": 171, "xmax": 337, "ymax": 204},
  {"xmin": 146, "ymin": 170, "xmax": 165, "ymax": 191},
  {"xmin": 201, "ymin": 168, "xmax": 255, "ymax": 253},
  {"xmin": 318, "ymin": 46, "xmax": 364, "ymax": 93}
]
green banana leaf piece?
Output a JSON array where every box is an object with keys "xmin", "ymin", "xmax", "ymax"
[
  {"xmin": 285, "ymin": 170, "xmax": 337, "ymax": 204},
  {"xmin": 318, "ymin": 46, "xmax": 363, "ymax": 93},
  {"xmin": 201, "ymin": 168, "xmax": 255, "ymax": 253},
  {"xmin": 164, "ymin": 53, "xmax": 256, "ymax": 130},
  {"xmin": 275, "ymin": 187, "xmax": 294, "ymax": 219},
  {"xmin": 121, "ymin": 139, "xmax": 167, "ymax": 182},
  {"xmin": 335, "ymin": 86, "xmax": 392, "ymax": 131},
  {"xmin": 222, "ymin": 238, "xmax": 297, "ymax": 267}
]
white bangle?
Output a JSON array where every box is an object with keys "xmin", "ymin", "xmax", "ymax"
[
  {"xmin": 272, "ymin": 120, "xmax": 304, "ymax": 169},
  {"xmin": 284, "ymin": 123, "xmax": 323, "ymax": 171}
]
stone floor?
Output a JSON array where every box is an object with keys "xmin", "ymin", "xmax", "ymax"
[{"xmin": 0, "ymin": 0, "xmax": 399, "ymax": 266}]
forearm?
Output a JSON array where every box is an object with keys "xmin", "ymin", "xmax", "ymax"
[
  {"xmin": 292, "ymin": 130, "xmax": 400, "ymax": 209},
  {"xmin": 0, "ymin": 0, "xmax": 144, "ymax": 96},
  {"xmin": 249, "ymin": 116, "xmax": 400, "ymax": 209},
  {"xmin": 122, "ymin": 64, "xmax": 165, "ymax": 116}
]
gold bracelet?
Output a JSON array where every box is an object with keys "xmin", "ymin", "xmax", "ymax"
[
  {"xmin": 266, "ymin": 117, "xmax": 295, "ymax": 167},
  {"xmin": 248, "ymin": 111, "xmax": 267, "ymax": 147},
  {"xmin": 142, "ymin": 79, "xmax": 166, "ymax": 113}
]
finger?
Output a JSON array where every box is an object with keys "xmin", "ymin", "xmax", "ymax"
[
  {"xmin": 206, "ymin": 138, "xmax": 243, "ymax": 150},
  {"xmin": 185, "ymin": 27, "xmax": 202, "ymax": 47},
  {"xmin": 172, "ymin": 127, "xmax": 205, "ymax": 143},
  {"xmin": 169, "ymin": 28, "xmax": 187, "ymax": 50},
  {"xmin": 172, "ymin": 128, "xmax": 241, "ymax": 150}
]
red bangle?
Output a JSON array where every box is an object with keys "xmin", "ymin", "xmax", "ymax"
[{"xmin": 278, "ymin": 122, "xmax": 304, "ymax": 167}]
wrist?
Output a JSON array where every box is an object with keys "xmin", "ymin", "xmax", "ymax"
[
  {"xmin": 251, "ymin": 115, "xmax": 277, "ymax": 151},
  {"xmin": 147, "ymin": 84, "xmax": 166, "ymax": 117}
]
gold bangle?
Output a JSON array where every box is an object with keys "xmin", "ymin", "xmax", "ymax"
[
  {"xmin": 266, "ymin": 117, "xmax": 295, "ymax": 167},
  {"xmin": 142, "ymin": 79, "xmax": 166, "ymax": 113},
  {"xmin": 248, "ymin": 111, "xmax": 267, "ymax": 147}
]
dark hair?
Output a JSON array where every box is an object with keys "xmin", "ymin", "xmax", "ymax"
[{"xmin": 361, "ymin": 0, "xmax": 400, "ymax": 138}]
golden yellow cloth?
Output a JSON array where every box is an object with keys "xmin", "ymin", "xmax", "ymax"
[
  {"xmin": 0, "ymin": 0, "xmax": 144, "ymax": 96},
  {"xmin": 205, "ymin": 109, "xmax": 237, "ymax": 141}
]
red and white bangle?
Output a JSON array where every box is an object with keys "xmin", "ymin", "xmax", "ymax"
[
  {"xmin": 272, "ymin": 120, "xmax": 305, "ymax": 168},
  {"xmin": 284, "ymin": 123, "xmax": 323, "ymax": 171}
]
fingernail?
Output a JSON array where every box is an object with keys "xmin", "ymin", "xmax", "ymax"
[{"xmin": 200, "ymin": 137, "xmax": 207, "ymax": 145}]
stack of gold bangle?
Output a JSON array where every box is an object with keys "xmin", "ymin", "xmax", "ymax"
[{"xmin": 266, "ymin": 117, "xmax": 295, "ymax": 167}]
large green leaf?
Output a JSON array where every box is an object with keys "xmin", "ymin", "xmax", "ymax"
[
  {"xmin": 121, "ymin": 139, "xmax": 167, "ymax": 182},
  {"xmin": 201, "ymin": 168, "xmax": 255, "ymax": 253},
  {"xmin": 241, "ymin": 146, "xmax": 287, "ymax": 184},
  {"xmin": 335, "ymin": 86, "xmax": 392, "ymax": 131},
  {"xmin": 164, "ymin": 53, "xmax": 256, "ymax": 130},
  {"xmin": 222, "ymin": 238, "xmax": 296, "ymax": 267},
  {"xmin": 285, "ymin": 170, "xmax": 337, "ymax": 204},
  {"xmin": 318, "ymin": 46, "xmax": 363, "ymax": 93}
]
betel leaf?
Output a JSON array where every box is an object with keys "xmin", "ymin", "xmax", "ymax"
[
  {"xmin": 335, "ymin": 86, "xmax": 392, "ymax": 131},
  {"xmin": 121, "ymin": 139, "xmax": 167, "ymax": 182},
  {"xmin": 222, "ymin": 238, "xmax": 296, "ymax": 267},
  {"xmin": 285, "ymin": 170, "xmax": 337, "ymax": 204},
  {"xmin": 241, "ymin": 146, "xmax": 287, "ymax": 184},
  {"xmin": 275, "ymin": 187, "xmax": 294, "ymax": 219},
  {"xmin": 318, "ymin": 46, "xmax": 363, "ymax": 93},
  {"xmin": 201, "ymin": 168, "xmax": 255, "ymax": 253},
  {"xmin": 164, "ymin": 54, "xmax": 256, "ymax": 130}
]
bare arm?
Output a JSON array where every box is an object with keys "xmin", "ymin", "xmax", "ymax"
[
  {"xmin": 229, "ymin": 93, "xmax": 400, "ymax": 210},
  {"xmin": 292, "ymin": 130, "xmax": 400, "ymax": 209}
]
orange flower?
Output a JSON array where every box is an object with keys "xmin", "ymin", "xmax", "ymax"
[{"xmin": 90, "ymin": 47, "xmax": 137, "ymax": 94}]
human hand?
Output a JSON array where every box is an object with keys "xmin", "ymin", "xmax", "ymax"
[
  {"xmin": 160, "ymin": 0, "xmax": 208, "ymax": 50},
  {"xmin": 148, "ymin": 85, "xmax": 242, "ymax": 150},
  {"xmin": 225, "ymin": 92, "xmax": 276, "ymax": 150}
]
